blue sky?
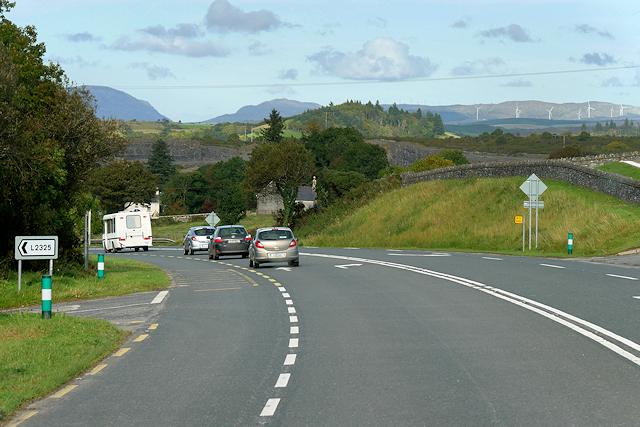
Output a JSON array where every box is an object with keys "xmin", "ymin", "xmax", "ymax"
[{"xmin": 8, "ymin": 0, "xmax": 640, "ymax": 122}]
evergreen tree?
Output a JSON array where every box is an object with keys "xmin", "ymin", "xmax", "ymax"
[
  {"xmin": 147, "ymin": 139, "xmax": 175, "ymax": 183},
  {"xmin": 260, "ymin": 108, "xmax": 285, "ymax": 144},
  {"xmin": 434, "ymin": 113, "xmax": 445, "ymax": 135}
]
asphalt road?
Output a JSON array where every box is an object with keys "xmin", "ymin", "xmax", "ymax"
[{"xmin": 9, "ymin": 246, "xmax": 640, "ymax": 426}]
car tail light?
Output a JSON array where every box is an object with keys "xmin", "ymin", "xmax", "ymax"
[
  {"xmin": 255, "ymin": 240, "xmax": 264, "ymax": 249},
  {"xmin": 191, "ymin": 236, "xmax": 197, "ymax": 241},
  {"xmin": 214, "ymin": 237, "xmax": 222, "ymax": 243},
  {"xmin": 289, "ymin": 239, "xmax": 297, "ymax": 248},
  {"xmin": 245, "ymin": 235, "xmax": 251, "ymax": 242}
]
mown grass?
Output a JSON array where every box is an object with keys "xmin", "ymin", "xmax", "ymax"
[
  {"xmin": 0, "ymin": 312, "xmax": 127, "ymax": 422},
  {"xmin": 0, "ymin": 256, "xmax": 170, "ymax": 310},
  {"xmin": 597, "ymin": 162, "xmax": 640, "ymax": 180},
  {"xmin": 298, "ymin": 176, "xmax": 640, "ymax": 257}
]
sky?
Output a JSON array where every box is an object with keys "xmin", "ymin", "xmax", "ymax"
[{"xmin": 7, "ymin": 0, "xmax": 640, "ymax": 122}]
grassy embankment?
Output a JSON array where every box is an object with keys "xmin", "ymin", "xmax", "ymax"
[
  {"xmin": 0, "ymin": 257, "xmax": 170, "ymax": 422},
  {"xmin": 297, "ymin": 174, "xmax": 640, "ymax": 257}
]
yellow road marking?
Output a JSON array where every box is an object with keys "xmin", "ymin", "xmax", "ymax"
[
  {"xmin": 133, "ymin": 334, "xmax": 148, "ymax": 342},
  {"xmin": 114, "ymin": 348, "xmax": 130, "ymax": 357},
  {"xmin": 6, "ymin": 410, "xmax": 38, "ymax": 426},
  {"xmin": 228, "ymin": 269, "xmax": 259, "ymax": 286},
  {"xmin": 50, "ymin": 385, "xmax": 77, "ymax": 398},
  {"xmin": 149, "ymin": 323, "xmax": 158, "ymax": 330},
  {"xmin": 89, "ymin": 364, "xmax": 107, "ymax": 375},
  {"xmin": 129, "ymin": 321, "xmax": 144, "ymax": 324},
  {"xmin": 195, "ymin": 287, "xmax": 243, "ymax": 292}
]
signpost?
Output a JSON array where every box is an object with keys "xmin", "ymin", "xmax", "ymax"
[
  {"xmin": 520, "ymin": 174, "xmax": 547, "ymax": 250},
  {"xmin": 15, "ymin": 236, "xmax": 58, "ymax": 292},
  {"xmin": 205, "ymin": 212, "xmax": 221, "ymax": 227}
]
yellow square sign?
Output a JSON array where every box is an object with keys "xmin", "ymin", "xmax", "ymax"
[{"xmin": 515, "ymin": 216, "xmax": 523, "ymax": 224}]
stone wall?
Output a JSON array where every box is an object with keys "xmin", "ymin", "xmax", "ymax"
[
  {"xmin": 123, "ymin": 139, "xmax": 250, "ymax": 168},
  {"xmin": 402, "ymin": 158, "xmax": 640, "ymax": 205}
]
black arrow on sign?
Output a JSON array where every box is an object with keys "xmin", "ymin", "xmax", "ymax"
[{"xmin": 20, "ymin": 241, "xmax": 27, "ymax": 256}]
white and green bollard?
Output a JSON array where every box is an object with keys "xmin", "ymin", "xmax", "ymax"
[
  {"xmin": 568, "ymin": 233, "xmax": 573, "ymax": 255},
  {"xmin": 42, "ymin": 274, "xmax": 52, "ymax": 319},
  {"xmin": 98, "ymin": 254, "xmax": 105, "ymax": 279}
]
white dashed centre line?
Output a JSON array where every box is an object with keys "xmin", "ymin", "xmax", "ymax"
[
  {"xmin": 260, "ymin": 399, "xmax": 281, "ymax": 417},
  {"xmin": 289, "ymin": 338, "xmax": 299, "ymax": 348},
  {"xmin": 282, "ymin": 293, "xmax": 291, "ymax": 297},
  {"xmin": 288, "ymin": 307, "xmax": 297, "ymax": 314},
  {"xmin": 275, "ymin": 373, "xmax": 291, "ymax": 387},
  {"xmin": 289, "ymin": 315, "xmax": 298, "ymax": 322},
  {"xmin": 290, "ymin": 326, "xmax": 299, "ymax": 334},
  {"xmin": 285, "ymin": 299, "xmax": 294, "ymax": 305},
  {"xmin": 284, "ymin": 354, "xmax": 297, "ymax": 365}
]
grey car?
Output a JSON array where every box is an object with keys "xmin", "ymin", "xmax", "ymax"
[
  {"xmin": 208, "ymin": 225, "xmax": 251, "ymax": 260},
  {"xmin": 249, "ymin": 227, "xmax": 299, "ymax": 268},
  {"xmin": 183, "ymin": 226, "xmax": 215, "ymax": 255}
]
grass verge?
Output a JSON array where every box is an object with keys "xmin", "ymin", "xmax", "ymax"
[
  {"xmin": 298, "ymin": 176, "xmax": 640, "ymax": 257},
  {"xmin": 0, "ymin": 313, "xmax": 128, "ymax": 422},
  {"xmin": 0, "ymin": 256, "xmax": 171, "ymax": 310},
  {"xmin": 0, "ymin": 256, "xmax": 169, "ymax": 421}
]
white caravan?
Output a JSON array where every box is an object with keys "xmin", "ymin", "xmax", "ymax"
[{"xmin": 102, "ymin": 210, "xmax": 153, "ymax": 252}]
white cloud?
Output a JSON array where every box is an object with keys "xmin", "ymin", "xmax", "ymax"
[
  {"xmin": 130, "ymin": 62, "xmax": 176, "ymax": 80},
  {"xmin": 574, "ymin": 24, "xmax": 614, "ymax": 40},
  {"xmin": 63, "ymin": 32, "xmax": 102, "ymax": 43},
  {"xmin": 278, "ymin": 69, "xmax": 298, "ymax": 80},
  {"xmin": 573, "ymin": 52, "xmax": 616, "ymax": 66},
  {"xmin": 478, "ymin": 24, "xmax": 533, "ymax": 42},
  {"xmin": 110, "ymin": 35, "xmax": 229, "ymax": 57},
  {"xmin": 308, "ymin": 38, "xmax": 437, "ymax": 80},
  {"xmin": 204, "ymin": 0, "xmax": 293, "ymax": 34},
  {"xmin": 501, "ymin": 79, "xmax": 533, "ymax": 87},
  {"xmin": 451, "ymin": 57, "xmax": 505, "ymax": 76}
]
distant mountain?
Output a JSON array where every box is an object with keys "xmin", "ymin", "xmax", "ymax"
[
  {"xmin": 84, "ymin": 86, "xmax": 170, "ymax": 122},
  {"xmin": 390, "ymin": 101, "xmax": 640, "ymax": 124},
  {"xmin": 204, "ymin": 98, "xmax": 321, "ymax": 124}
]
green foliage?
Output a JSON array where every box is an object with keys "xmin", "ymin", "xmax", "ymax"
[
  {"xmin": 408, "ymin": 155, "xmax": 455, "ymax": 172},
  {"xmin": 605, "ymin": 141, "xmax": 630, "ymax": 153},
  {"xmin": 245, "ymin": 136, "xmax": 316, "ymax": 227},
  {"xmin": 437, "ymin": 149, "xmax": 469, "ymax": 165},
  {"xmin": 87, "ymin": 160, "xmax": 159, "ymax": 214},
  {"xmin": 0, "ymin": 5, "xmax": 127, "ymax": 266},
  {"xmin": 304, "ymin": 127, "xmax": 388, "ymax": 179},
  {"xmin": 259, "ymin": 108, "xmax": 285, "ymax": 144},
  {"xmin": 548, "ymin": 146, "xmax": 583, "ymax": 159},
  {"xmin": 322, "ymin": 169, "xmax": 369, "ymax": 199},
  {"xmin": 146, "ymin": 139, "xmax": 175, "ymax": 183}
]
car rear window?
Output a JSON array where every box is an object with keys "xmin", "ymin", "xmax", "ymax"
[
  {"xmin": 258, "ymin": 230, "xmax": 293, "ymax": 240},
  {"xmin": 219, "ymin": 227, "xmax": 247, "ymax": 237},
  {"xmin": 194, "ymin": 228, "xmax": 214, "ymax": 236}
]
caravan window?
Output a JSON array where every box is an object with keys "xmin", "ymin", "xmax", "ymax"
[{"xmin": 126, "ymin": 215, "xmax": 142, "ymax": 229}]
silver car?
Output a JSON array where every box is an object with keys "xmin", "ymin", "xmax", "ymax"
[
  {"xmin": 249, "ymin": 227, "xmax": 299, "ymax": 268},
  {"xmin": 183, "ymin": 226, "xmax": 215, "ymax": 255}
]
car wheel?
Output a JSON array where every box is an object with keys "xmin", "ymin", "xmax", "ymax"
[
  {"xmin": 214, "ymin": 254, "xmax": 219, "ymax": 260},
  {"xmin": 135, "ymin": 247, "xmax": 139, "ymax": 252},
  {"xmin": 249, "ymin": 258, "xmax": 254, "ymax": 268},
  {"xmin": 189, "ymin": 247, "xmax": 194, "ymax": 255},
  {"xmin": 143, "ymin": 247, "xmax": 148, "ymax": 252},
  {"xmin": 184, "ymin": 246, "xmax": 188, "ymax": 255},
  {"xmin": 208, "ymin": 252, "xmax": 213, "ymax": 259},
  {"xmin": 254, "ymin": 261, "xmax": 259, "ymax": 268}
]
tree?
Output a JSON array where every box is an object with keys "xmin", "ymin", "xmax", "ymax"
[
  {"xmin": 437, "ymin": 150, "xmax": 470, "ymax": 165},
  {"xmin": 245, "ymin": 138, "xmax": 315, "ymax": 227},
  {"xmin": 433, "ymin": 113, "xmax": 445, "ymax": 135},
  {"xmin": 87, "ymin": 160, "xmax": 159, "ymax": 214},
  {"xmin": 408, "ymin": 155, "xmax": 455, "ymax": 172},
  {"xmin": 260, "ymin": 108, "xmax": 285, "ymax": 144},
  {"xmin": 0, "ymin": 3, "xmax": 127, "ymax": 264},
  {"xmin": 147, "ymin": 139, "xmax": 175, "ymax": 183}
]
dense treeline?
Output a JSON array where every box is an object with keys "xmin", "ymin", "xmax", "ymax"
[{"xmin": 0, "ymin": 2, "xmax": 126, "ymax": 268}]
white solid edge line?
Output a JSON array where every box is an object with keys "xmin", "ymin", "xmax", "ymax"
[
  {"xmin": 300, "ymin": 252, "xmax": 640, "ymax": 366},
  {"xmin": 260, "ymin": 398, "xmax": 281, "ymax": 417},
  {"xmin": 539, "ymin": 263, "xmax": 565, "ymax": 269},
  {"xmin": 150, "ymin": 290, "xmax": 169, "ymax": 304},
  {"xmin": 607, "ymin": 273, "xmax": 638, "ymax": 281}
]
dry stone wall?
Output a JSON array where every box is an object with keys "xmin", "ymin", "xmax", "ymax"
[{"xmin": 402, "ymin": 158, "xmax": 640, "ymax": 205}]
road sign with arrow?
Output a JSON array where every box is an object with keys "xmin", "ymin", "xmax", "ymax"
[{"xmin": 15, "ymin": 236, "xmax": 58, "ymax": 260}]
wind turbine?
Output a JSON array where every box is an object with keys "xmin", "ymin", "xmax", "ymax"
[
  {"xmin": 515, "ymin": 104, "xmax": 521, "ymax": 118},
  {"xmin": 587, "ymin": 102, "xmax": 595, "ymax": 119},
  {"xmin": 475, "ymin": 105, "xmax": 482, "ymax": 121},
  {"xmin": 546, "ymin": 106, "xmax": 553, "ymax": 120},
  {"xmin": 577, "ymin": 109, "xmax": 582, "ymax": 120},
  {"xmin": 620, "ymin": 104, "xmax": 626, "ymax": 116}
]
